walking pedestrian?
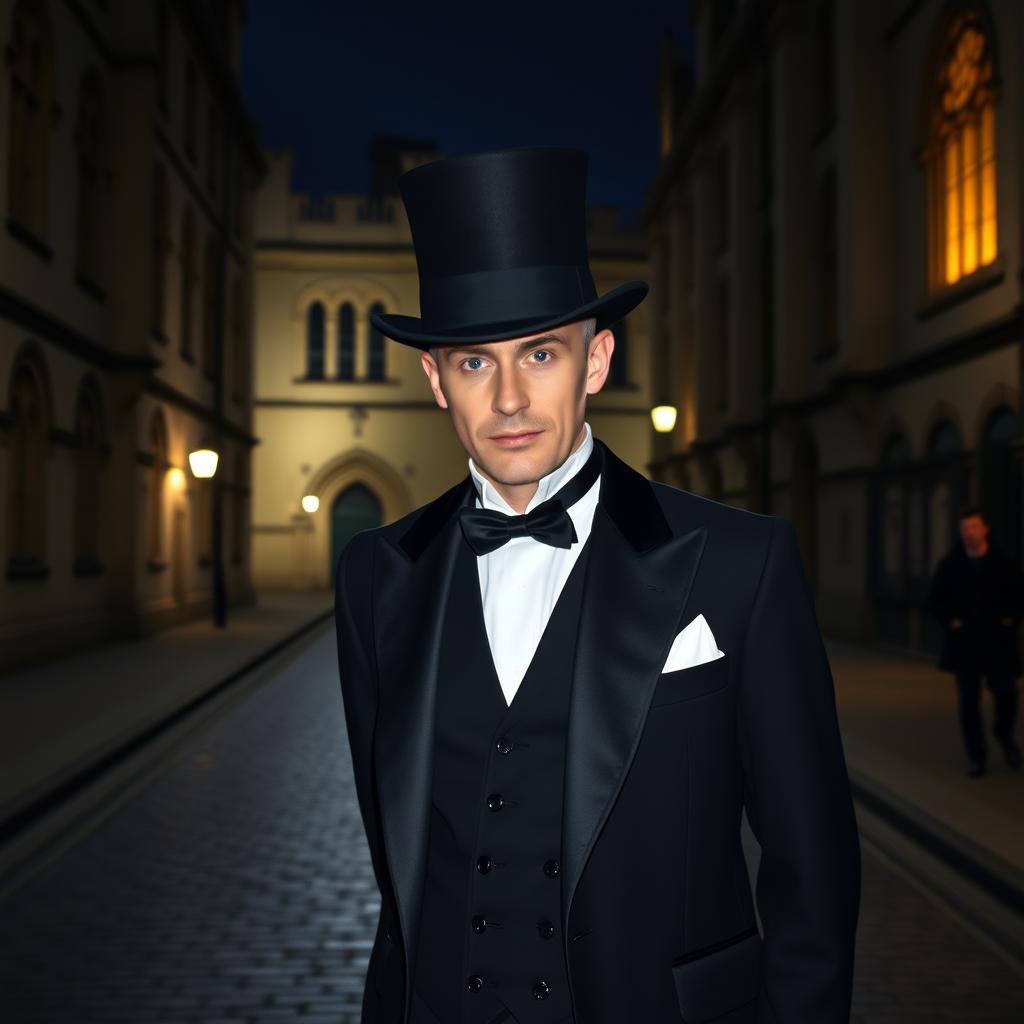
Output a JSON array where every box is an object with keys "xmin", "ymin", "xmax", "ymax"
[{"xmin": 927, "ymin": 504, "xmax": 1024, "ymax": 777}]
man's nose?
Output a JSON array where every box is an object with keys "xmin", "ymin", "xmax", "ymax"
[{"xmin": 492, "ymin": 365, "xmax": 529, "ymax": 415}]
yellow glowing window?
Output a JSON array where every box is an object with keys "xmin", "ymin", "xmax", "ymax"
[{"xmin": 929, "ymin": 14, "xmax": 997, "ymax": 289}]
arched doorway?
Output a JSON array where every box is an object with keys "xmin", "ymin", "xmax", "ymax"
[{"xmin": 330, "ymin": 483, "xmax": 382, "ymax": 583}]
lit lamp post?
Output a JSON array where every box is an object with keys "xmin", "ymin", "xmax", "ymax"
[
  {"xmin": 650, "ymin": 404, "xmax": 677, "ymax": 433},
  {"xmin": 189, "ymin": 446, "xmax": 226, "ymax": 628}
]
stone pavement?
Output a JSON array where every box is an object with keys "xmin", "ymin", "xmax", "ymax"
[
  {"xmin": 1, "ymin": 626, "xmax": 1022, "ymax": 1023},
  {"xmin": 826, "ymin": 638, "xmax": 1024, "ymax": 885},
  {"xmin": 0, "ymin": 590, "xmax": 333, "ymax": 845}
]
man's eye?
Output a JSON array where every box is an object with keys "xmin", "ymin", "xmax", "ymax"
[{"xmin": 532, "ymin": 350, "xmax": 552, "ymax": 363}]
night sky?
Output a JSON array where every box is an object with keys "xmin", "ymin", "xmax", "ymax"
[{"xmin": 240, "ymin": 1, "xmax": 694, "ymax": 220}]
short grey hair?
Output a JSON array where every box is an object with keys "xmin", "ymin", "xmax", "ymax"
[{"xmin": 581, "ymin": 317, "xmax": 597, "ymax": 353}]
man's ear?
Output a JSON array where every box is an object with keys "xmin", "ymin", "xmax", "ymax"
[
  {"xmin": 421, "ymin": 350, "xmax": 449, "ymax": 409},
  {"xmin": 585, "ymin": 328, "xmax": 614, "ymax": 396}
]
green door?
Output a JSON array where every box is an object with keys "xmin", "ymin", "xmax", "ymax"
[{"xmin": 331, "ymin": 484, "xmax": 382, "ymax": 584}]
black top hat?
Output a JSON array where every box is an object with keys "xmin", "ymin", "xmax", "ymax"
[{"xmin": 370, "ymin": 147, "xmax": 648, "ymax": 351}]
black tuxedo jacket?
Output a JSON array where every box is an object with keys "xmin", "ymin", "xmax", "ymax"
[{"xmin": 334, "ymin": 438, "xmax": 861, "ymax": 1024}]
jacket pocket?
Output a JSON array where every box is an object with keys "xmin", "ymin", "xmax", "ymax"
[
  {"xmin": 650, "ymin": 653, "xmax": 730, "ymax": 708},
  {"xmin": 670, "ymin": 925, "xmax": 761, "ymax": 1022}
]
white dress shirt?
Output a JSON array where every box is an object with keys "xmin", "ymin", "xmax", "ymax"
[{"xmin": 467, "ymin": 420, "xmax": 601, "ymax": 707}]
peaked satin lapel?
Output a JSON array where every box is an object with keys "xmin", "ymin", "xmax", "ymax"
[
  {"xmin": 559, "ymin": 441, "xmax": 707, "ymax": 935},
  {"xmin": 371, "ymin": 472, "xmax": 475, "ymax": 1023}
]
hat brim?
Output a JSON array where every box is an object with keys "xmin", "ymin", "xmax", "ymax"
[{"xmin": 370, "ymin": 280, "xmax": 649, "ymax": 351}]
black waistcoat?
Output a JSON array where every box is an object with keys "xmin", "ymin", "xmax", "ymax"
[{"xmin": 411, "ymin": 529, "xmax": 593, "ymax": 1024}]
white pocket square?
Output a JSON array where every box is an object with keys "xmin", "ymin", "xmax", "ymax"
[{"xmin": 661, "ymin": 613, "xmax": 725, "ymax": 673}]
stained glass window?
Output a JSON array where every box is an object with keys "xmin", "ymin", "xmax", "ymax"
[{"xmin": 928, "ymin": 12, "xmax": 997, "ymax": 289}]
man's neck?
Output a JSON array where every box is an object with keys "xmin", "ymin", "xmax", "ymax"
[{"xmin": 480, "ymin": 424, "xmax": 587, "ymax": 514}]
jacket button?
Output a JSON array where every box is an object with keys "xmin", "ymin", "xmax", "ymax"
[
  {"xmin": 466, "ymin": 975, "xmax": 484, "ymax": 993},
  {"xmin": 532, "ymin": 980, "xmax": 550, "ymax": 1000},
  {"xmin": 496, "ymin": 736, "xmax": 514, "ymax": 754},
  {"xmin": 543, "ymin": 858, "xmax": 560, "ymax": 878},
  {"xmin": 537, "ymin": 919, "xmax": 555, "ymax": 940},
  {"xmin": 476, "ymin": 855, "xmax": 493, "ymax": 874},
  {"xmin": 486, "ymin": 793, "xmax": 504, "ymax": 811},
  {"xmin": 471, "ymin": 914, "xmax": 488, "ymax": 934}
]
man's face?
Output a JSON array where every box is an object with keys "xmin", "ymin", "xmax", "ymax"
[
  {"xmin": 959, "ymin": 514, "xmax": 989, "ymax": 549},
  {"xmin": 420, "ymin": 320, "xmax": 614, "ymax": 507}
]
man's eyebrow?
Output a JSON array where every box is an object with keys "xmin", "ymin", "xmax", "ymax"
[{"xmin": 443, "ymin": 333, "xmax": 568, "ymax": 361}]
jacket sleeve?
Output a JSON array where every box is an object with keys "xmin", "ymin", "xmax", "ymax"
[
  {"xmin": 334, "ymin": 531, "xmax": 387, "ymax": 896},
  {"xmin": 736, "ymin": 515, "xmax": 861, "ymax": 1023}
]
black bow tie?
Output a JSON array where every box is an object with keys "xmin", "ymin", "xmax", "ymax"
[{"xmin": 459, "ymin": 441, "xmax": 602, "ymax": 556}]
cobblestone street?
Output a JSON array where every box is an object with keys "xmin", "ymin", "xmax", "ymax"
[{"xmin": 1, "ymin": 626, "xmax": 1021, "ymax": 1023}]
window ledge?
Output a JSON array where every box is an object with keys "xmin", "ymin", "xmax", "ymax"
[
  {"xmin": 76, "ymin": 272, "xmax": 107, "ymax": 304},
  {"xmin": 292, "ymin": 375, "xmax": 397, "ymax": 384},
  {"xmin": 6, "ymin": 218, "xmax": 53, "ymax": 261},
  {"xmin": 917, "ymin": 255, "xmax": 1005, "ymax": 320},
  {"xmin": 6, "ymin": 556, "xmax": 50, "ymax": 581},
  {"xmin": 73, "ymin": 555, "xmax": 105, "ymax": 577}
]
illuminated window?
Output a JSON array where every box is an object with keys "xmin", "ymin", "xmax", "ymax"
[{"xmin": 927, "ymin": 11, "xmax": 998, "ymax": 289}]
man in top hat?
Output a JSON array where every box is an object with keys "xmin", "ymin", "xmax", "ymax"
[{"xmin": 334, "ymin": 147, "xmax": 861, "ymax": 1024}]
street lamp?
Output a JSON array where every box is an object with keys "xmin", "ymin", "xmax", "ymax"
[
  {"xmin": 301, "ymin": 494, "xmax": 320, "ymax": 513},
  {"xmin": 650, "ymin": 404, "xmax": 677, "ymax": 433},
  {"xmin": 189, "ymin": 444, "xmax": 226, "ymax": 628}
]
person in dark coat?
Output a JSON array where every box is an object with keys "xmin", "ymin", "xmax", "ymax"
[{"xmin": 927, "ymin": 504, "xmax": 1024, "ymax": 776}]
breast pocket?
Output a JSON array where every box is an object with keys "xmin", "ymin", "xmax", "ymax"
[{"xmin": 650, "ymin": 652, "xmax": 730, "ymax": 708}]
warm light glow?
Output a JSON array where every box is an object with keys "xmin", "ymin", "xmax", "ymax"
[
  {"xmin": 167, "ymin": 467, "xmax": 186, "ymax": 490},
  {"xmin": 189, "ymin": 448, "xmax": 219, "ymax": 478},
  {"xmin": 651, "ymin": 405, "xmax": 677, "ymax": 433},
  {"xmin": 301, "ymin": 494, "xmax": 320, "ymax": 514},
  {"xmin": 934, "ymin": 15, "xmax": 997, "ymax": 289}
]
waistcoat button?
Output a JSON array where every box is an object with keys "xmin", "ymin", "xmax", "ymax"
[
  {"xmin": 543, "ymin": 858, "xmax": 560, "ymax": 878},
  {"xmin": 537, "ymin": 919, "xmax": 555, "ymax": 939},
  {"xmin": 532, "ymin": 980, "xmax": 550, "ymax": 1000},
  {"xmin": 477, "ymin": 855, "xmax": 493, "ymax": 874},
  {"xmin": 471, "ymin": 914, "xmax": 487, "ymax": 934},
  {"xmin": 486, "ymin": 793, "xmax": 504, "ymax": 811},
  {"xmin": 466, "ymin": 975, "xmax": 484, "ymax": 993},
  {"xmin": 496, "ymin": 736, "xmax": 514, "ymax": 754}
]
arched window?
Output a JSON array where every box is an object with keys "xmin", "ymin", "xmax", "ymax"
[
  {"xmin": 817, "ymin": 165, "xmax": 838, "ymax": 355},
  {"xmin": 306, "ymin": 302, "xmax": 325, "ymax": 379},
  {"xmin": 7, "ymin": 1, "xmax": 56, "ymax": 241},
  {"xmin": 74, "ymin": 380, "xmax": 104, "ymax": 572},
  {"xmin": 147, "ymin": 410, "xmax": 168, "ymax": 565},
  {"xmin": 152, "ymin": 164, "xmax": 170, "ymax": 340},
  {"xmin": 7, "ymin": 358, "xmax": 49, "ymax": 573},
  {"xmin": 979, "ymin": 405, "xmax": 1021, "ymax": 556},
  {"xmin": 925, "ymin": 8, "xmax": 998, "ymax": 289},
  {"xmin": 368, "ymin": 302, "xmax": 386, "ymax": 381},
  {"xmin": 201, "ymin": 236, "xmax": 218, "ymax": 379},
  {"xmin": 337, "ymin": 302, "xmax": 355, "ymax": 380},
  {"xmin": 230, "ymin": 277, "xmax": 245, "ymax": 402},
  {"xmin": 928, "ymin": 418, "xmax": 962, "ymax": 457},
  {"xmin": 179, "ymin": 206, "xmax": 196, "ymax": 360},
  {"xmin": 75, "ymin": 70, "xmax": 107, "ymax": 292}
]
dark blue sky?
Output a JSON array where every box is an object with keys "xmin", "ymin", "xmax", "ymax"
[{"xmin": 240, "ymin": 1, "xmax": 694, "ymax": 219}]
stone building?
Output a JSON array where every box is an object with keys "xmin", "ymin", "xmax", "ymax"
[
  {"xmin": 251, "ymin": 137, "xmax": 651, "ymax": 590},
  {"xmin": 0, "ymin": 0, "xmax": 265, "ymax": 671},
  {"xmin": 646, "ymin": 0, "xmax": 1023, "ymax": 656}
]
